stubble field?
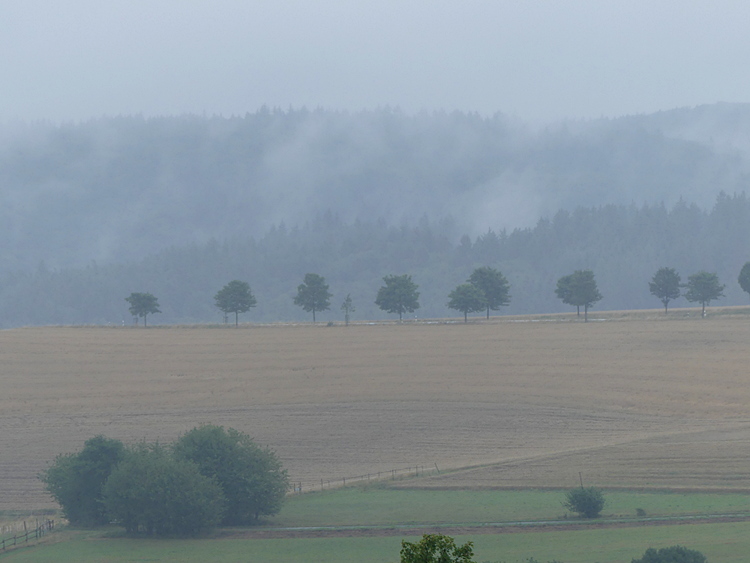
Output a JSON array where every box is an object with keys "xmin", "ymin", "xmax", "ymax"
[{"xmin": 1, "ymin": 311, "xmax": 749, "ymax": 511}]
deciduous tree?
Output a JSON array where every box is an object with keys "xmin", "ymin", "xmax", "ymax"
[
  {"xmin": 400, "ymin": 534, "xmax": 476, "ymax": 563},
  {"xmin": 173, "ymin": 425, "xmax": 289, "ymax": 525},
  {"xmin": 375, "ymin": 274, "xmax": 420, "ymax": 321},
  {"xmin": 447, "ymin": 283, "xmax": 487, "ymax": 323},
  {"xmin": 41, "ymin": 435, "xmax": 125, "ymax": 526},
  {"xmin": 630, "ymin": 545, "xmax": 707, "ymax": 563},
  {"xmin": 125, "ymin": 292, "xmax": 161, "ymax": 327},
  {"xmin": 468, "ymin": 266, "xmax": 510, "ymax": 319},
  {"xmin": 293, "ymin": 273, "xmax": 332, "ymax": 322},
  {"xmin": 215, "ymin": 280, "xmax": 257, "ymax": 326},
  {"xmin": 340, "ymin": 293, "xmax": 355, "ymax": 326},
  {"xmin": 649, "ymin": 267, "xmax": 681, "ymax": 314},
  {"xmin": 103, "ymin": 443, "xmax": 225, "ymax": 537},
  {"xmin": 563, "ymin": 486, "xmax": 605, "ymax": 518},
  {"xmin": 685, "ymin": 271, "xmax": 725, "ymax": 317},
  {"xmin": 555, "ymin": 270, "xmax": 602, "ymax": 322},
  {"xmin": 739, "ymin": 262, "xmax": 750, "ymax": 300}
]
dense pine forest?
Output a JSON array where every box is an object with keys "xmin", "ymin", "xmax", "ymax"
[{"xmin": 2, "ymin": 105, "xmax": 750, "ymax": 326}]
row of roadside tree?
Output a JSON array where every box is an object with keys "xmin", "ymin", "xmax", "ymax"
[{"xmin": 124, "ymin": 262, "xmax": 750, "ymax": 326}]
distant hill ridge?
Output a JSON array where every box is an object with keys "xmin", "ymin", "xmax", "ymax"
[{"xmin": 1, "ymin": 103, "xmax": 748, "ymax": 274}]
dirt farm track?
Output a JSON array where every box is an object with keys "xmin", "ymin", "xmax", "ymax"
[{"xmin": 2, "ymin": 312, "xmax": 750, "ymax": 510}]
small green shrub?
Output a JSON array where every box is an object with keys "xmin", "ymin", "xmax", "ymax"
[{"xmin": 563, "ymin": 486, "xmax": 605, "ymax": 518}]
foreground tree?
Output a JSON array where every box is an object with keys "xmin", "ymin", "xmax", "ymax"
[
  {"xmin": 173, "ymin": 425, "xmax": 289, "ymax": 525},
  {"xmin": 563, "ymin": 486, "xmax": 605, "ymax": 518},
  {"xmin": 340, "ymin": 293, "xmax": 355, "ymax": 326},
  {"xmin": 125, "ymin": 292, "xmax": 161, "ymax": 327},
  {"xmin": 468, "ymin": 266, "xmax": 511, "ymax": 318},
  {"xmin": 293, "ymin": 273, "xmax": 332, "ymax": 322},
  {"xmin": 685, "ymin": 271, "xmax": 725, "ymax": 317},
  {"xmin": 447, "ymin": 283, "xmax": 487, "ymax": 323},
  {"xmin": 41, "ymin": 435, "xmax": 125, "ymax": 526},
  {"xmin": 739, "ymin": 261, "xmax": 750, "ymax": 300},
  {"xmin": 400, "ymin": 534, "xmax": 476, "ymax": 563},
  {"xmin": 103, "ymin": 443, "xmax": 225, "ymax": 537},
  {"xmin": 631, "ymin": 545, "xmax": 707, "ymax": 563},
  {"xmin": 375, "ymin": 274, "xmax": 420, "ymax": 321},
  {"xmin": 555, "ymin": 270, "xmax": 602, "ymax": 322},
  {"xmin": 649, "ymin": 267, "xmax": 681, "ymax": 314},
  {"xmin": 215, "ymin": 280, "xmax": 257, "ymax": 326}
]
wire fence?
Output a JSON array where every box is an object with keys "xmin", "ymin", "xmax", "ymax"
[
  {"xmin": 0, "ymin": 519, "xmax": 54, "ymax": 551},
  {"xmin": 290, "ymin": 464, "xmax": 438, "ymax": 494}
]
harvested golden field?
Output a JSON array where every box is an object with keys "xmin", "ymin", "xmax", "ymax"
[{"xmin": 1, "ymin": 312, "xmax": 749, "ymax": 510}]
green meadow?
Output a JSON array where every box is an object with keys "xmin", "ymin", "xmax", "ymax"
[
  {"xmin": 273, "ymin": 487, "xmax": 750, "ymax": 526},
  {"xmin": 6, "ymin": 521, "xmax": 750, "ymax": 563},
  {"xmin": 5, "ymin": 489, "xmax": 750, "ymax": 562}
]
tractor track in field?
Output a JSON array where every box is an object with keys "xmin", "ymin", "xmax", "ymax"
[{"xmin": 223, "ymin": 513, "xmax": 750, "ymax": 539}]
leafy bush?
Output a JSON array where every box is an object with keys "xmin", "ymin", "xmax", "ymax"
[
  {"xmin": 631, "ymin": 545, "xmax": 707, "ymax": 563},
  {"xmin": 173, "ymin": 424, "xmax": 289, "ymax": 524},
  {"xmin": 102, "ymin": 443, "xmax": 225, "ymax": 536},
  {"xmin": 41, "ymin": 435, "xmax": 125, "ymax": 526},
  {"xmin": 400, "ymin": 534, "xmax": 476, "ymax": 563},
  {"xmin": 563, "ymin": 486, "xmax": 605, "ymax": 518}
]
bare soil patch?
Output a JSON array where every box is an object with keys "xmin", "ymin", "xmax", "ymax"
[{"xmin": 1, "ymin": 315, "xmax": 749, "ymax": 509}]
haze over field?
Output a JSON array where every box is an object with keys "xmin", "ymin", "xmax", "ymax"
[{"xmin": 2, "ymin": 2, "xmax": 750, "ymax": 326}]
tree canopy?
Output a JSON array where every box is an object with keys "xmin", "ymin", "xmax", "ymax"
[
  {"xmin": 103, "ymin": 443, "xmax": 225, "ymax": 537},
  {"xmin": 630, "ymin": 545, "xmax": 707, "ymax": 563},
  {"xmin": 555, "ymin": 270, "xmax": 602, "ymax": 321},
  {"xmin": 42, "ymin": 427, "xmax": 288, "ymax": 537},
  {"xmin": 400, "ymin": 534, "xmax": 476, "ymax": 563},
  {"xmin": 739, "ymin": 262, "xmax": 750, "ymax": 299},
  {"xmin": 684, "ymin": 271, "xmax": 725, "ymax": 317},
  {"xmin": 468, "ymin": 266, "xmax": 510, "ymax": 318},
  {"xmin": 293, "ymin": 273, "xmax": 332, "ymax": 322},
  {"xmin": 649, "ymin": 267, "xmax": 681, "ymax": 314},
  {"xmin": 375, "ymin": 274, "xmax": 420, "ymax": 321},
  {"xmin": 215, "ymin": 280, "xmax": 257, "ymax": 326},
  {"xmin": 447, "ymin": 283, "xmax": 487, "ymax": 323},
  {"xmin": 41, "ymin": 435, "xmax": 125, "ymax": 526},
  {"xmin": 125, "ymin": 292, "xmax": 161, "ymax": 326},
  {"xmin": 173, "ymin": 425, "xmax": 289, "ymax": 525},
  {"xmin": 563, "ymin": 486, "xmax": 606, "ymax": 518}
]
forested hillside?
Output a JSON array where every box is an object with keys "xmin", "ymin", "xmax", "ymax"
[
  {"xmin": 2, "ymin": 104, "xmax": 750, "ymax": 326},
  {"xmin": 2, "ymin": 104, "xmax": 750, "ymax": 273},
  {"xmin": 1, "ymin": 193, "xmax": 748, "ymax": 327}
]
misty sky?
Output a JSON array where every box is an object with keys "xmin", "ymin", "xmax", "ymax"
[{"xmin": 2, "ymin": 1, "xmax": 750, "ymax": 123}]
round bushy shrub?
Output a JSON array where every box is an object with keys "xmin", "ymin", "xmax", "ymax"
[{"xmin": 563, "ymin": 486, "xmax": 605, "ymax": 518}]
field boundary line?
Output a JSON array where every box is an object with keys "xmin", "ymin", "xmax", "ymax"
[
  {"xmin": 231, "ymin": 512, "xmax": 750, "ymax": 539},
  {"xmin": 291, "ymin": 464, "xmax": 436, "ymax": 494}
]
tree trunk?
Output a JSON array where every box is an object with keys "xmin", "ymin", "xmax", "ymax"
[
  {"xmin": 576, "ymin": 306, "xmax": 580, "ymax": 316},
  {"xmin": 464, "ymin": 311, "xmax": 468, "ymax": 323},
  {"xmin": 584, "ymin": 305, "xmax": 588, "ymax": 323},
  {"xmin": 235, "ymin": 311, "xmax": 239, "ymax": 327},
  {"xmin": 144, "ymin": 314, "xmax": 148, "ymax": 327},
  {"xmin": 312, "ymin": 309, "xmax": 316, "ymax": 323},
  {"xmin": 702, "ymin": 302, "xmax": 706, "ymax": 318},
  {"xmin": 486, "ymin": 307, "xmax": 490, "ymax": 320}
]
